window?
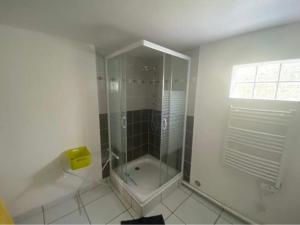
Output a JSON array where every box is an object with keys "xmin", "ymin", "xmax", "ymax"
[{"xmin": 230, "ymin": 59, "xmax": 300, "ymax": 101}]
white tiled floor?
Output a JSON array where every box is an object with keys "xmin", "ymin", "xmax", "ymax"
[
  {"xmin": 165, "ymin": 214, "xmax": 185, "ymax": 225},
  {"xmin": 107, "ymin": 211, "xmax": 132, "ymax": 225},
  {"xmin": 162, "ymin": 188, "xmax": 190, "ymax": 211},
  {"xmin": 44, "ymin": 195, "xmax": 79, "ymax": 224},
  {"xmin": 190, "ymin": 192, "xmax": 223, "ymax": 215},
  {"xmin": 80, "ymin": 184, "xmax": 112, "ymax": 205},
  {"xmin": 216, "ymin": 211, "xmax": 245, "ymax": 225},
  {"xmin": 50, "ymin": 210, "xmax": 89, "ymax": 224},
  {"xmin": 14, "ymin": 183, "xmax": 247, "ymax": 225},
  {"xmin": 14, "ymin": 209, "xmax": 44, "ymax": 224},
  {"xmin": 84, "ymin": 192, "xmax": 127, "ymax": 224},
  {"xmin": 173, "ymin": 197, "xmax": 219, "ymax": 224},
  {"xmin": 145, "ymin": 203, "xmax": 172, "ymax": 219}
]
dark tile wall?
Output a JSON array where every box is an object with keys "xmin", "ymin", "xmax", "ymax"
[
  {"xmin": 100, "ymin": 110, "xmax": 151, "ymax": 178},
  {"xmin": 183, "ymin": 116, "xmax": 194, "ymax": 182},
  {"xmin": 126, "ymin": 110, "xmax": 150, "ymax": 162},
  {"xmin": 99, "ymin": 114, "xmax": 110, "ymax": 178},
  {"xmin": 148, "ymin": 110, "xmax": 161, "ymax": 159},
  {"xmin": 99, "ymin": 111, "xmax": 194, "ymax": 181}
]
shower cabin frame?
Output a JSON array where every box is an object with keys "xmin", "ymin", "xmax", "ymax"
[{"xmin": 105, "ymin": 40, "xmax": 191, "ymax": 203}]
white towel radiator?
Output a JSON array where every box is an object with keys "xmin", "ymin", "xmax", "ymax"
[{"xmin": 223, "ymin": 106, "xmax": 294, "ymax": 188}]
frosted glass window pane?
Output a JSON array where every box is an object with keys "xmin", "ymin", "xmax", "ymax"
[
  {"xmin": 277, "ymin": 82, "xmax": 300, "ymax": 101},
  {"xmin": 230, "ymin": 59, "xmax": 300, "ymax": 101},
  {"xmin": 232, "ymin": 65, "xmax": 256, "ymax": 82},
  {"xmin": 253, "ymin": 83, "xmax": 276, "ymax": 100},
  {"xmin": 230, "ymin": 83, "xmax": 254, "ymax": 98},
  {"xmin": 256, "ymin": 63, "xmax": 280, "ymax": 82},
  {"xmin": 280, "ymin": 62, "xmax": 300, "ymax": 81}
]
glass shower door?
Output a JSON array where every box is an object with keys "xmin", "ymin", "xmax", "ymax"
[
  {"xmin": 160, "ymin": 54, "xmax": 171, "ymax": 184},
  {"xmin": 107, "ymin": 54, "xmax": 127, "ymax": 182},
  {"xmin": 160, "ymin": 54, "xmax": 189, "ymax": 184},
  {"xmin": 167, "ymin": 56, "xmax": 188, "ymax": 178}
]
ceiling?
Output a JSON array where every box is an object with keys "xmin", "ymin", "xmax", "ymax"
[{"xmin": 0, "ymin": 0, "xmax": 300, "ymax": 54}]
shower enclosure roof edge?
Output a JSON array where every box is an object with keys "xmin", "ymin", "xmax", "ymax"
[{"xmin": 105, "ymin": 39, "xmax": 191, "ymax": 61}]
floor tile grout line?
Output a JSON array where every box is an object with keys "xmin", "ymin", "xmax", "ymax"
[
  {"xmin": 161, "ymin": 201, "xmax": 173, "ymax": 215},
  {"xmin": 89, "ymin": 181, "xmax": 130, "ymax": 223},
  {"xmin": 178, "ymin": 184, "xmax": 193, "ymax": 196},
  {"xmin": 214, "ymin": 208, "xmax": 224, "ymax": 225},
  {"xmin": 82, "ymin": 183, "xmax": 127, "ymax": 225},
  {"xmin": 78, "ymin": 191, "xmax": 92, "ymax": 225},
  {"xmin": 45, "ymin": 182, "xmax": 227, "ymax": 225},
  {"xmin": 162, "ymin": 201, "xmax": 186, "ymax": 224},
  {"xmin": 160, "ymin": 202, "xmax": 173, "ymax": 221},
  {"xmin": 47, "ymin": 186, "xmax": 113, "ymax": 224},
  {"xmin": 160, "ymin": 191, "xmax": 191, "ymax": 222},
  {"xmin": 43, "ymin": 191, "xmax": 81, "ymax": 212},
  {"xmin": 188, "ymin": 190, "xmax": 226, "ymax": 220},
  {"xmin": 172, "ymin": 212, "xmax": 187, "ymax": 225},
  {"xmin": 17, "ymin": 181, "xmax": 111, "ymax": 224},
  {"xmin": 45, "ymin": 193, "xmax": 92, "ymax": 225},
  {"xmin": 160, "ymin": 186, "xmax": 193, "ymax": 212},
  {"xmin": 190, "ymin": 193, "xmax": 224, "ymax": 215},
  {"xmin": 79, "ymin": 187, "xmax": 113, "ymax": 207},
  {"xmin": 107, "ymin": 188, "xmax": 133, "ymax": 224},
  {"xmin": 46, "ymin": 206, "xmax": 83, "ymax": 224},
  {"xmin": 161, "ymin": 189, "xmax": 199, "ymax": 225},
  {"xmin": 169, "ymin": 190, "xmax": 192, "ymax": 213},
  {"xmin": 82, "ymin": 182, "xmax": 127, "ymax": 225},
  {"xmin": 110, "ymin": 186, "xmax": 132, "ymax": 211},
  {"xmin": 81, "ymin": 207, "xmax": 92, "ymax": 225},
  {"xmin": 127, "ymin": 207, "xmax": 137, "ymax": 219},
  {"xmin": 105, "ymin": 208, "xmax": 129, "ymax": 225},
  {"xmin": 79, "ymin": 179, "xmax": 111, "ymax": 195},
  {"xmin": 126, "ymin": 208, "xmax": 133, "ymax": 218},
  {"xmin": 81, "ymin": 190, "xmax": 112, "ymax": 206}
]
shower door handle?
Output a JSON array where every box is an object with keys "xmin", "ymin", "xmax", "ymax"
[
  {"xmin": 121, "ymin": 116, "xmax": 127, "ymax": 129},
  {"xmin": 162, "ymin": 118, "xmax": 167, "ymax": 130},
  {"xmin": 111, "ymin": 151, "xmax": 120, "ymax": 160}
]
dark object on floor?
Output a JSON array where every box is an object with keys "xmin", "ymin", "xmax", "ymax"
[
  {"xmin": 121, "ymin": 215, "xmax": 165, "ymax": 224},
  {"xmin": 135, "ymin": 166, "xmax": 140, "ymax": 171}
]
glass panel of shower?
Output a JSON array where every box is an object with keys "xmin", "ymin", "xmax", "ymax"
[
  {"xmin": 106, "ymin": 54, "xmax": 127, "ymax": 182},
  {"xmin": 160, "ymin": 54, "xmax": 189, "ymax": 185},
  {"xmin": 106, "ymin": 41, "xmax": 190, "ymax": 200}
]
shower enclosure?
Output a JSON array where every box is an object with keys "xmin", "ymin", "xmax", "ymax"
[{"xmin": 106, "ymin": 40, "xmax": 190, "ymax": 209}]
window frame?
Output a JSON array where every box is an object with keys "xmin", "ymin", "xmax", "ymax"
[{"xmin": 229, "ymin": 58, "xmax": 300, "ymax": 102}]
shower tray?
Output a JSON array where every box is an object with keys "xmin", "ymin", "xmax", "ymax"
[{"xmin": 110, "ymin": 154, "xmax": 182, "ymax": 217}]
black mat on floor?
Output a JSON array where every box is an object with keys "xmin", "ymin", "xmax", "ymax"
[{"xmin": 121, "ymin": 215, "xmax": 165, "ymax": 224}]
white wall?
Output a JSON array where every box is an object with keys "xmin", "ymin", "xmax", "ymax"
[
  {"xmin": 191, "ymin": 22, "xmax": 300, "ymax": 224},
  {"xmin": 0, "ymin": 25, "xmax": 101, "ymax": 217},
  {"xmin": 184, "ymin": 48, "xmax": 200, "ymax": 116}
]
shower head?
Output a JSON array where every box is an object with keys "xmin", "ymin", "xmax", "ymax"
[{"xmin": 141, "ymin": 65, "xmax": 156, "ymax": 72}]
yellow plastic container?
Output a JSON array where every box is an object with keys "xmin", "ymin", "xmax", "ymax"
[
  {"xmin": 0, "ymin": 196, "xmax": 14, "ymax": 224},
  {"xmin": 64, "ymin": 146, "xmax": 91, "ymax": 170}
]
